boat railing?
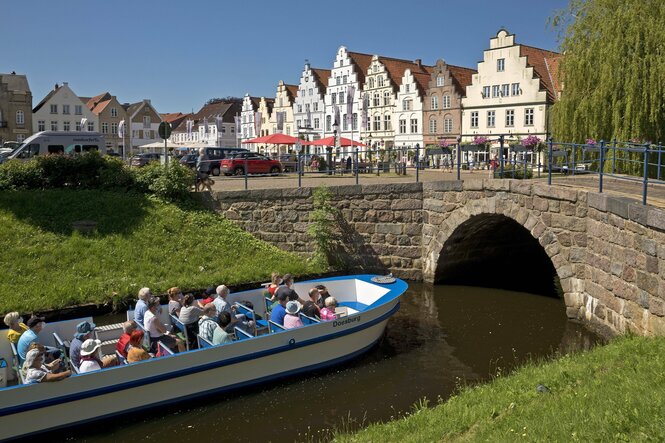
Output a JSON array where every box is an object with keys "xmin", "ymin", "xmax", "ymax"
[{"xmin": 197, "ymin": 335, "xmax": 214, "ymax": 349}]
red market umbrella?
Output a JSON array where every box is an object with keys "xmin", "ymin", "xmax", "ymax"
[
  {"xmin": 243, "ymin": 133, "xmax": 301, "ymax": 144},
  {"xmin": 308, "ymin": 136, "xmax": 366, "ymax": 147}
]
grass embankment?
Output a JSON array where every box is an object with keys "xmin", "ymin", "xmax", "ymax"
[
  {"xmin": 335, "ymin": 336, "xmax": 665, "ymax": 442},
  {"xmin": 0, "ymin": 190, "xmax": 322, "ymax": 314}
]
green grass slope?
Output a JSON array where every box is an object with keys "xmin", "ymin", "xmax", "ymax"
[
  {"xmin": 335, "ymin": 336, "xmax": 665, "ymax": 442},
  {"xmin": 0, "ymin": 190, "xmax": 322, "ymax": 313}
]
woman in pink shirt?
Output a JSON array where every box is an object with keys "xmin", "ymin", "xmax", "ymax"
[
  {"xmin": 320, "ymin": 297, "xmax": 338, "ymax": 321},
  {"xmin": 283, "ymin": 301, "xmax": 304, "ymax": 329}
]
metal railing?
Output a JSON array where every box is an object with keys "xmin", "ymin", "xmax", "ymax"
[{"xmin": 547, "ymin": 139, "xmax": 665, "ymax": 205}]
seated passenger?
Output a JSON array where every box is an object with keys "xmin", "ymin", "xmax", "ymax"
[
  {"xmin": 116, "ymin": 321, "xmax": 137, "ymax": 358},
  {"xmin": 134, "ymin": 287, "xmax": 152, "ymax": 326},
  {"xmin": 315, "ymin": 284, "xmax": 332, "ymax": 307},
  {"xmin": 275, "ymin": 274, "xmax": 308, "ymax": 305},
  {"xmin": 198, "ymin": 303, "xmax": 219, "ymax": 343},
  {"xmin": 3, "ymin": 311, "xmax": 28, "ymax": 344},
  {"xmin": 283, "ymin": 301, "xmax": 304, "ymax": 329},
  {"xmin": 146, "ymin": 297, "xmax": 185, "ymax": 354},
  {"xmin": 213, "ymin": 311, "xmax": 233, "ymax": 345},
  {"xmin": 320, "ymin": 297, "xmax": 338, "ymax": 321},
  {"xmin": 213, "ymin": 285, "xmax": 232, "ymax": 315},
  {"xmin": 127, "ymin": 330, "xmax": 151, "ymax": 363},
  {"xmin": 200, "ymin": 286, "xmax": 216, "ymax": 305},
  {"xmin": 269, "ymin": 291, "xmax": 289, "ymax": 326},
  {"xmin": 24, "ymin": 348, "xmax": 71, "ymax": 384},
  {"xmin": 178, "ymin": 294, "xmax": 203, "ymax": 348},
  {"xmin": 17, "ymin": 316, "xmax": 61, "ymax": 364},
  {"xmin": 78, "ymin": 339, "xmax": 104, "ymax": 373},
  {"xmin": 267, "ymin": 272, "xmax": 282, "ymax": 299},
  {"xmin": 70, "ymin": 320, "xmax": 96, "ymax": 370},
  {"xmin": 21, "ymin": 343, "xmax": 65, "ymax": 379},
  {"xmin": 167, "ymin": 287, "xmax": 184, "ymax": 316},
  {"xmin": 302, "ymin": 288, "xmax": 322, "ymax": 319}
]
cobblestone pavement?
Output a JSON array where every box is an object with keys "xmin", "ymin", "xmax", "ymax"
[{"xmin": 209, "ymin": 169, "xmax": 665, "ymax": 208}]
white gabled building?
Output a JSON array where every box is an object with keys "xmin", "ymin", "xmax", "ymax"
[
  {"xmin": 32, "ymin": 82, "xmax": 98, "ymax": 134},
  {"xmin": 324, "ymin": 47, "xmax": 372, "ymax": 153},
  {"xmin": 269, "ymin": 80, "xmax": 298, "ymax": 138},
  {"xmin": 461, "ymin": 29, "xmax": 561, "ymax": 152},
  {"xmin": 124, "ymin": 99, "xmax": 162, "ymax": 151},
  {"xmin": 393, "ymin": 66, "xmax": 432, "ymax": 153},
  {"xmin": 240, "ymin": 94, "xmax": 262, "ymax": 150},
  {"xmin": 293, "ymin": 61, "xmax": 330, "ymax": 148}
]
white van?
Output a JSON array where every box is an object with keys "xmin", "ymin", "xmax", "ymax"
[{"xmin": 3, "ymin": 131, "xmax": 106, "ymax": 162}]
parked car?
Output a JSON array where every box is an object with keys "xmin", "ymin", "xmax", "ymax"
[
  {"xmin": 131, "ymin": 153, "xmax": 162, "ymax": 167},
  {"xmin": 179, "ymin": 147, "xmax": 248, "ymax": 176},
  {"xmin": 220, "ymin": 152, "xmax": 282, "ymax": 176}
]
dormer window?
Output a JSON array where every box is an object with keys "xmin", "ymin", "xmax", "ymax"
[{"xmin": 436, "ymin": 76, "xmax": 444, "ymax": 87}]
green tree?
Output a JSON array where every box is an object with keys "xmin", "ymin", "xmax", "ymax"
[{"xmin": 550, "ymin": 0, "xmax": 665, "ymax": 143}]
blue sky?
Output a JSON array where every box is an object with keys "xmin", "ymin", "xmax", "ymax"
[{"xmin": 2, "ymin": 0, "xmax": 568, "ymax": 113}]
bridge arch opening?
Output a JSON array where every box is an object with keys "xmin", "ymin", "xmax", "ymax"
[{"xmin": 435, "ymin": 214, "xmax": 560, "ymax": 297}]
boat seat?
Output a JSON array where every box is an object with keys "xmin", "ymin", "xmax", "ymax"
[
  {"xmin": 234, "ymin": 327, "xmax": 253, "ymax": 341},
  {"xmin": 268, "ymin": 320, "xmax": 286, "ymax": 333},
  {"xmin": 157, "ymin": 341, "xmax": 175, "ymax": 357},
  {"xmin": 337, "ymin": 301, "xmax": 367, "ymax": 312},
  {"xmin": 52, "ymin": 332, "xmax": 76, "ymax": 372},
  {"xmin": 10, "ymin": 342, "xmax": 24, "ymax": 384},
  {"xmin": 170, "ymin": 314, "xmax": 190, "ymax": 350},
  {"xmin": 197, "ymin": 335, "xmax": 214, "ymax": 349},
  {"xmin": 299, "ymin": 313, "xmax": 320, "ymax": 325},
  {"xmin": 234, "ymin": 302, "xmax": 269, "ymax": 336},
  {"xmin": 115, "ymin": 350, "xmax": 128, "ymax": 365}
]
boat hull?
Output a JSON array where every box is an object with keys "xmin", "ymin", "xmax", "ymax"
[{"xmin": 0, "ymin": 286, "xmax": 401, "ymax": 441}]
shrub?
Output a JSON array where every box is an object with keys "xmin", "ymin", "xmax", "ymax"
[
  {"xmin": 147, "ymin": 162, "xmax": 194, "ymax": 201},
  {"xmin": 0, "ymin": 159, "xmax": 43, "ymax": 190}
]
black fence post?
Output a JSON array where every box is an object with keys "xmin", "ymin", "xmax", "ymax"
[
  {"xmin": 355, "ymin": 147, "xmax": 359, "ymax": 185},
  {"xmin": 456, "ymin": 137, "xmax": 462, "ymax": 181},
  {"xmin": 642, "ymin": 142, "xmax": 649, "ymax": 205},
  {"xmin": 612, "ymin": 139, "xmax": 617, "ymax": 174},
  {"xmin": 298, "ymin": 152, "xmax": 302, "ymax": 188},
  {"xmin": 572, "ymin": 143, "xmax": 577, "ymax": 176},
  {"xmin": 599, "ymin": 140, "xmax": 605, "ymax": 193},
  {"xmin": 548, "ymin": 137, "xmax": 553, "ymax": 185},
  {"xmin": 415, "ymin": 144, "xmax": 420, "ymax": 183},
  {"xmin": 499, "ymin": 135, "xmax": 505, "ymax": 179},
  {"xmin": 244, "ymin": 156, "xmax": 248, "ymax": 190}
]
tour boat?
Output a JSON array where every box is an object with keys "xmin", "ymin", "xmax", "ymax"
[{"xmin": 0, "ymin": 274, "xmax": 407, "ymax": 441}]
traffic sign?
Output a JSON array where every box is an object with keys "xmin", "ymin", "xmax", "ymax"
[{"xmin": 158, "ymin": 122, "xmax": 172, "ymax": 140}]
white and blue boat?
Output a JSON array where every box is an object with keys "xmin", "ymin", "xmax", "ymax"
[{"xmin": 0, "ymin": 274, "xmax": 407, "ymax": 441}]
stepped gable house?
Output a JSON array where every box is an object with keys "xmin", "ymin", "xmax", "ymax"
[{"xmin": 461, "ymin": 29, "xmax": 561, "ymax": 153}]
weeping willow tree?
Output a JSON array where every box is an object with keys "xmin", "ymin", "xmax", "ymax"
[{"xmin": 550, "ymin": 0, "xmax": 665, "ymax": 144}]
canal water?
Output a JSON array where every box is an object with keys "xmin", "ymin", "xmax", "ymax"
[{"xmin": 67, "ymin": 283, "xmax": 601, "ymax": 442}]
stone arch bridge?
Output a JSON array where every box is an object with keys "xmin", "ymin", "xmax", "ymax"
[{"xmin": 202, "ymin": 180, "xmax": 665, "ymax": 337}]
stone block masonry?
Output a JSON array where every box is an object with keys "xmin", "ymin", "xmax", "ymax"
[{"xmin": 199, "ymin": 179, "xmax": 665, "ymax": 337}]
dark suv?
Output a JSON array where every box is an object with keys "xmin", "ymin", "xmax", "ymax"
[
  {"xmin": 179, "ymin": 147, "xmax": 248, "ymax": 176},
  {"xmin": 131, "ymin": 153, "xmax": 162, "ymax": 167}
]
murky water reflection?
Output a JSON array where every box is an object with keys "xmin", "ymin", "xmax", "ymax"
[{"xmin": 67, "ymin": 283, "xmax": 601, "ymax": 442}]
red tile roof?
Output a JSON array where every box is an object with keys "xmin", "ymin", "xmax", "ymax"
[
  {"xmin": 374, "ymin": 56, "xmax": 433, "ymax": 97},
  {"xmin": 519, "ymin": 45, "xmax": 562, "ymax": 102},
  {"xmin": 311, "ymin": 68, "xmax": 331, "ymax": 93},
  {"xmin": 347, "ymin": 51, "xmax": 374, "ymax": 86},
  {"xmin": 285, "ymin": 84, "xmax": 299, "ymax": 103},
  {"xmin": 447, "ymin": 64, "xmax": 476, "ymax": 94}
]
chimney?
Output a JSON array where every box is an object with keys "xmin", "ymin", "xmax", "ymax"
[
  {"xmin": 54, "ymin": 83, "xmax": 59, "ymax": 90},
  {"xmin": 63, "ymin": 82, "xmax": 68, "ymax": 86},
  {"xmin": 415, "ymin": 59, "xmax": 422, "ymax": 67}
]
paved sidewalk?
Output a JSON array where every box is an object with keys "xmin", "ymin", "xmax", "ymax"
[{"xmin": 209, "ymin": 169, "xmax": 665, "ymax": 208}]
